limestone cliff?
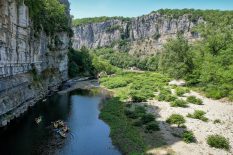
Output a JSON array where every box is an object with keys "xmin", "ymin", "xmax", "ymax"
[
  {"xmin": 0, "ymin": 0, "xmax": 70, "ymax": 126},
  {"xmin": 73, "ymin": 13, "xmax": 203, "ymax": 55}
]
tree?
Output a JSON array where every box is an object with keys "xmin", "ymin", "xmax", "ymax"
[{"xmin": 159, "ymin": 35, "xmax": 194, "ymax": 79}]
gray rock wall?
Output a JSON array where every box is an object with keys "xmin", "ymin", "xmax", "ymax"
[
  {"xmin": 72, "ymin": 13, "xmax": 203, "ymax": 54},
  {"xmin": 0, "ymin": 0, "xmax": 70, "ymax": 126}
]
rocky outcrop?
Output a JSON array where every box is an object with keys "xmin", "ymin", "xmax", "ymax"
[
  {"xmin": 73, "ymin": 13, "xmax": 203, "ymax": 54},
  {"xmin": 0, "ymin": 0, "xmax": 70, "ymax": 126}
]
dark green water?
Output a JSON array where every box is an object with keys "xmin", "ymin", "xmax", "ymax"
[{"xmin": 0, "ymin": 89, "xmax": 121, "ymax": 155}]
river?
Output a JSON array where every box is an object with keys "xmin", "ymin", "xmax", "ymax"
[{"xmin": 0, "ymin": 88, "xmax": 121, "ymax": 155}]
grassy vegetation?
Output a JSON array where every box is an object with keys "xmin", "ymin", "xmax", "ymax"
[
  {"xmin": 187, "ymin": 110, "xmax": 208, "ymax": 122},
  {"xmin": 207, "ymin": 135, "xmax": 230, "ymax": 150},
  {"xmin": 170, "ymin": 99, "xmax": 188, "ymax": 108},
  {"xmin": 166, "ymin": 114, "xmax": 186, "ymax": 127},
  {"xmin": 100, "ymin": 71, "xmax": 170, "ymax": 102},
  {"xmin": 72, "ymin": 16, "xmax": 130, "ymax": 26},
  {"xmin": 175, "ymin": 87, "xmax": 190, "ymax": 96},
  {"xmin": 100, "ymin": 98, "xmax": 145, "ymax": 154},
  {"xmin": 186, "ymin": 96, "xmax": 203, "ymax": 105},
  {"xmin": 182, "ymin": 131, "xmax": 195, "ymax": 143},
  {"xmin": 213, "ymin": 119, "xmax": 221, "ymax": 124},
  {"xmin": 99, "ymin": 71, "xmax": 172, "ymax": 154}
]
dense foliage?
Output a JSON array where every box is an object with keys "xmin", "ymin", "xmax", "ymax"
[
  {"xmin": 25, "ymin": 0, "xmax": 70, "ymax": 36},
  {"xmin": 72, "ymin": 16, "xmax": 130, "ymax": 26},
  {"xmin": 207, "ymin": 135, "xmax": 230, "ymax": 150},
  {"xmin": 68, "ymin": 47, "xmax": 119, "ymax": 77},
  {"xmin": 92, "ymin": 48, "xmax": 160, "ymax": 71}
]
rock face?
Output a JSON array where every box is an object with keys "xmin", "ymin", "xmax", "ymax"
[
  {"xmin": 73, "ymin": 13, "xmax": 203, "ymax": 54},
  {"xmin": 0, "ymin": 0, "xmax": 70, "ymax": 126}
]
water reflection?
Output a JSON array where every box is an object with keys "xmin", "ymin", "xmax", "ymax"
[{"xmin": 0, "ymin": 89, "xmax": 121, "ymax": 155}]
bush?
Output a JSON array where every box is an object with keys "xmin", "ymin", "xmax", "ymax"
[
  {"xmin": 187, "ymin": 110, "xmax": 208, "ymax": 122},
  {"xmin": 186, "ymin": 96, "xmax": 203, "ymax": 105},
  {"xmin": 130, "ymin": 90, "xmax": 154, "ymax": 102},
  {"xmin": 170, "ymin": 99, "xmax": 188, "ymax": 107},
  {"xmin": 135, "ymin": 106, "xmax": 147, "ymax": 117},
  {"xmin": 166, "ymin": 114, "xmax": 186, "ymax": 127},
  {"xmin": 207, "ymin": 135, "xmax": 230, "ymax": 150},
  {"xmin": 213, "ymin": 119, "xmax": 221, "ymax": 124},
  {"xmin": 175, "ymin": 87, "xmax": 190, "ymax": 96},
  {"xmin": 183, "ymin": 131, "xmax": 195, "ymax": 143},
  {"xmin": 145, "ymin": 122, "xmax": 160, "ymax": 132},
  {"xmin": 158, "ymin": 93, "xmax": 177, "ymax": 102},
  {"xmin": 124, "ymin": 110, "xmax": 139, "ymax": 119},
  {"xmin": 141, "ymin": 114, "xmax": 155, "ymax": 124},
  {"xmin": 133, "ymin": 120, "xmax": 143, "ymax": 127},
  {"xmin": 205, "ymin": 87, "xmax": 224, "ymax": 99}
]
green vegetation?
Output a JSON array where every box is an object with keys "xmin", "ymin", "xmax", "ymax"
[
  {"xmin": 141, "ymin": 114, "xmax": 155, "ymax": 124},
  {"xmin": 207, "ymin": 135, "xmax": 230, "ymax": 150},
  {"xmin": 72, "ymin": 16, "xmax": 130, "ymax": 26},
  {"xmin": 213, "ymin": 119, "xmax": 221, "ymax": 124},
  {"xmin": 68, "ymin": 47, "xmax": 120, "ymax": 77},
  {"xmin": 187, "ymin": 110, "xmax": 208, "ymax": 122},
  {"xmin": 145, "ymin": 122, "xmax": 160, "ymax": 133},
  {"xmin": 159, "ymin": 35, "xmax": 194, "ymax": 79},
  {"xmin": 100, "ymin": 98, "xmax": 145, "ymax": 154},
  {"xmin": 182, "ymin": 131, "xmax": 195, "ymax": 143},
  {"xmin": 25, "ymin": 0, "xmax": 70, "ymax": 36},
  {"xmin": 175, "ymin": 87, "xmax": 190, "ymax": 96},
  {"xmin": 170, "ymin": 99, "xmax": 188, "ymax": 108},
  {"xmin": 92, "ymin": 48, "xmax": 160, "ymax": 71},
  {"xmin": 100, "ymin": 71, "xmax": 170, "ymax": 102},
  {"xmin": 186, "ymin": 96, "xmax": 203, "ymax": 105},
  {"xmin": 166, "ymin": 114, "xmax": 186, "ymax": 127}
]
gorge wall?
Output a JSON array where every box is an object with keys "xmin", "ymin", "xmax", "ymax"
[
  {"xmin": 73, "ymin": 13, "xmax": 203, "ymax": 55},
  {"xmin": 0, "ymin": 0, "xmax": 70, "ymax": 126}
]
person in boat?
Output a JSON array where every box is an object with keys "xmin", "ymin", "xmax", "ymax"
[
  {"xmin": 57, "ymin": 120, "xmax": 65, "ymax": 127},
  {"xmin": 62, "ymin": 125, "xmax": 69, "ymax": 133},
  {"xmin": 53, "ymin": 122, "xmax": 59, "ymax": 128},
  {"xmin": 58, "ymin": 131, "xmax": 66, "ymax": 138},
  {"xmin": 35, "ymin": 116, "xmax": 42, "ymax": 124}
]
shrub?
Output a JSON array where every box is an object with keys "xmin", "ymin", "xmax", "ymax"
[
  {"xmin": 141, "ymin": 114, "xmax": 155, "ymax": 124},
  {"xmin": 207, "ymin": 135, "xmax": 230, "ymax": 150},
  {"xmin": 170, "ymin": 99, "xmax": 188, "ymax": 107},
  {"xmin": 229, "ymin": 90, "xmax": 233, "ymax": 101},
  {"xmin": 124, "ymin": 110, "xmax": 138, "ymax": 119},
  {"xmin": 213, "ymin": 119, "xmax": 221, "ymax": 124},
  {"xmin": 175, "ymin": 87, "xmax": 190, "ymax": 96},
  {"xmin": 135, "ymin": 106, "xmax": 147, "ymax": 117},
  {"xmin": 205, "ymin": 87, "xmax": 224, "ymax": 99},
  {"xmin": 130, "ymin": 90, "xmax": 154, "ymax": 102},
  {"xmin": 183, "ymin": 131, "xmax": 195, "ymax": 143},
  {"xmin": 186, "ymin": 96, "xmax": 203, "ymax": 105},
  {"xmin": 166, "ymin": 114, "xmax": 186, "ymax": 127},
  {"xmin": 145, "ymin": 122, "xmax": 160, "ymax": 132},
  {"xmin": 133, "ymin": 120, "xmax": 143, "ymax": 127},
  {"xmin": 187, "ymin": 110, "xmax": 208, "ymax": 122},
  {"xmin": 158, "ymin": 93, "xmax": 177, "ymax": 102},
  {"xmin": 158, "ymin": 93, "xmax": 167, "ymax": 101},
  {"xmin": 131, "ymin": 94, "xmax": 148, "ymax": 102}
]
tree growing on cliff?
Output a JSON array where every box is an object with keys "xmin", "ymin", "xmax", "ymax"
[{"xmin": 25, "ymin": 0, "xmax": 69, "ymax": 35}]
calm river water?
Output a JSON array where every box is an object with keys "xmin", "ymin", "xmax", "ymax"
[{"xmin": 0, "ymin": 89, "xmax": 121, "ymax": 155}]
